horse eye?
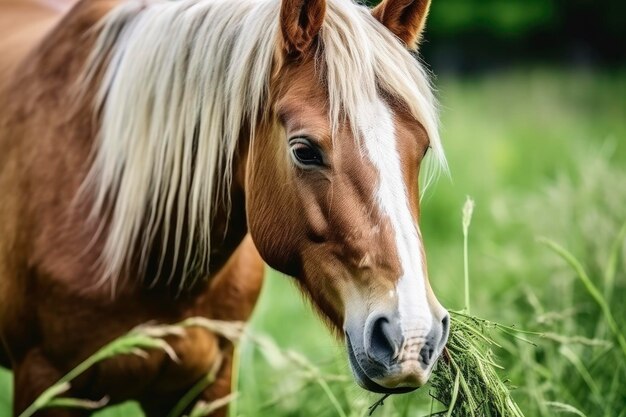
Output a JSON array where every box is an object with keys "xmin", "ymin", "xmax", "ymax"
[{"xmin": 290, "ymin": 139, "xmax": 324, "ymax": 167}]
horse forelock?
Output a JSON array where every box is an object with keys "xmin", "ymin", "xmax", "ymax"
[{"xmin": 82, "ymin": 0, "xmax": 446, "ymax": 291}]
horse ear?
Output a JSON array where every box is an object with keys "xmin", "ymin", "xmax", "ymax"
[
  {"xmin": 280, "ymin": 0, "xmax": 326, "ymax": 57},
  {"xmin": 372, "ymin": 0, "xmax": 432, "ymax": 50}
]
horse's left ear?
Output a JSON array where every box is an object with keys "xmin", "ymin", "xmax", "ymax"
[
  {"xmin": 372, "ymin": 0, "xmax": 432, "ymax": 50},
  {"xmin": 280, "ymin": 0, "xmax": 326, "ymax": 57}
]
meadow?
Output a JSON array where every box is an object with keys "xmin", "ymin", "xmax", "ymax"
[{"xmin": 1, "ymin": 68, "xmax": 624, "ymax": 416}]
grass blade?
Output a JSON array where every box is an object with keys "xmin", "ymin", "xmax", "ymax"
[
  {"xmin": 545, "ymin": 401, "xmax": 588, "ymax": 417},
  {"xmin": 462, "ymin": 196, "xmax": 475, "ymax": 314},
  {"xmin": 538, "ymin": 237, "xmax": 626, "ymax": 359},
  {"xmin": 444, "ymin": 370, "xmax": 461, "ymax": 417}
]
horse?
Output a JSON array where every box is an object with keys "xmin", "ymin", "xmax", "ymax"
[{"xmin": 0, "ymin": 0, "xmax": 450, "ymax": 415}]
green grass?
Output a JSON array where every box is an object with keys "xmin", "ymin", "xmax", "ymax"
[{"xmin": 1, "ymin": 68, "xmax": 625, "ymax": 416}]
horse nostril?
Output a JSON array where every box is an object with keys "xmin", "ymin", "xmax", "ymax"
[
  {"xmin": 440, "ymin": 314, "xmax": 450, "ymax": 347},
  {"xmin": 419, "ymin": 343, "xmax": 436, "ymax": 366},
  {"xmin": 419, "ymin": 313, "xmax": 450, "ymax": 368},
  {"xmin": 366, "ymin": 316, "xmax": 400, "ymax": 365}
]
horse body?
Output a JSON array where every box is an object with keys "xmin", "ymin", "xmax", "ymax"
[
  {"xmin": 1, "ymin": 0, "xmax": 450, "ymax": 415},
  {"xmin": 0, "ymin": 2, "xmax": 263, "ymax": 415}
]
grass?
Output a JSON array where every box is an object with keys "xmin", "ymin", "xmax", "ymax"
[
  {"xmin": 430, "ymin": 312, "xmax": 527, "ymax": 417},
  {"xmin": 1, "ymin": 68, "xmax": 625, "ymax": 416}
]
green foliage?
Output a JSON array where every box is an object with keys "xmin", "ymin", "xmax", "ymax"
[
  {"xmin": 365, "ymin": 0, "xmax": 557, "ymax": 37},
  {"xmin": 488, "ymin": 155, "xmax": 626, "ymax": 417},
  {"xmin": 426, "ymin": 0, "xmax": 557, "ymax": 38},
  {"xmin": 0, "ymin": 368, "xmax": 11, "ymax": 413},
  {"xmin": 366, "ymin": 0, "xmax": 626, "ymax": 66}
]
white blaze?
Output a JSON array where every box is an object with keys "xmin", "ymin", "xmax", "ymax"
[{"xmin": 359, "ymin": 99, "xmax": 433, "ymax": 334}]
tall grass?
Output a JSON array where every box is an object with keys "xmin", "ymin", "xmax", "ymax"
[{"xmin": 490, "ymin": 153, "xmax": 626, "ymax": 417}]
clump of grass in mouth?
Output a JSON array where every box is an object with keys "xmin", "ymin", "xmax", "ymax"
[{"xmin": 427, "ymin": 312, "xmax": 529, "ymax": 417}]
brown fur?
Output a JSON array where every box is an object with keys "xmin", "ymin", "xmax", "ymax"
[
  {"xmin": 279, "ymin": 0, "xmax": 326, "ymax": 57},
  {"xmin": 372, "ymin": 0, "xmax": 432, "ymax": 49},
  {"xmin": 0, "ymin": 2, "xmax": 263, "ymax": 416}
]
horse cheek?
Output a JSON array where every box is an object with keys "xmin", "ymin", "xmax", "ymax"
[{"xmin": 246, "ymin": 184, "xmax": 302, "ymax": 278}]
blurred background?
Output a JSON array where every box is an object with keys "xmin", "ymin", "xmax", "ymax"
[
  {"xmin": 1, "ymin": 0, "xmax": 624, "ymax": 416},
  {"xmin": 416, "ymin": 0, "xmax": 626, "ymax": 73}
]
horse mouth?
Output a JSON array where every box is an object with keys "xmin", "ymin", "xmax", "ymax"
[{"xmin": 345, "ymin": 334, "xmax": 417, "ymax": 395}]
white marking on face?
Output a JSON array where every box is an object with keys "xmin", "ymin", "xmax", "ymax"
[{"xmin": 359, "ymin": 99, "xmax": 433, "ymax": 333}]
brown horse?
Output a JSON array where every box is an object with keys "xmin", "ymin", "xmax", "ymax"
[{"xmin": 0, "ymin": 0, "xmax": 450, "ymax": 415}]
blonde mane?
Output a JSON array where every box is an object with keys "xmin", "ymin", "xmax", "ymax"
[{"xmin": 83, "ymin": 0, "xmax": 447, "ymax": 290}]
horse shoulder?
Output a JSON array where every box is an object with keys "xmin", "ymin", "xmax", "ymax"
[{"xmin": 0, "ymin": 0, "xmax": 122, "ymax": 360}]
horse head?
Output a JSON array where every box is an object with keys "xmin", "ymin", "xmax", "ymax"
[{"xmin": 246, "ymin": 0, "xmax": 449, "ymax": 393}]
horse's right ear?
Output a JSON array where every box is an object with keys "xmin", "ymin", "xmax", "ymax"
[{"xmin": 279, "ymin": 0, "xmax": 326, "ymax": 57}]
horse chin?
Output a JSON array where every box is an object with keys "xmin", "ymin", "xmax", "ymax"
[{"xmin": 345, "ymin": 334, "xmax": 417, "ymax": 395}]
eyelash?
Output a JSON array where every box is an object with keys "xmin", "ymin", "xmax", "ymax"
[{"xmin": 290, "ymin": 137, "xmax": 325, "ymax": 168}]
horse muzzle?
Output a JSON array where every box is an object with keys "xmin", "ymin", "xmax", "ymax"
[{"xmin": 344, "ymin": 310, "xmax": 450, "ymax": 393}]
